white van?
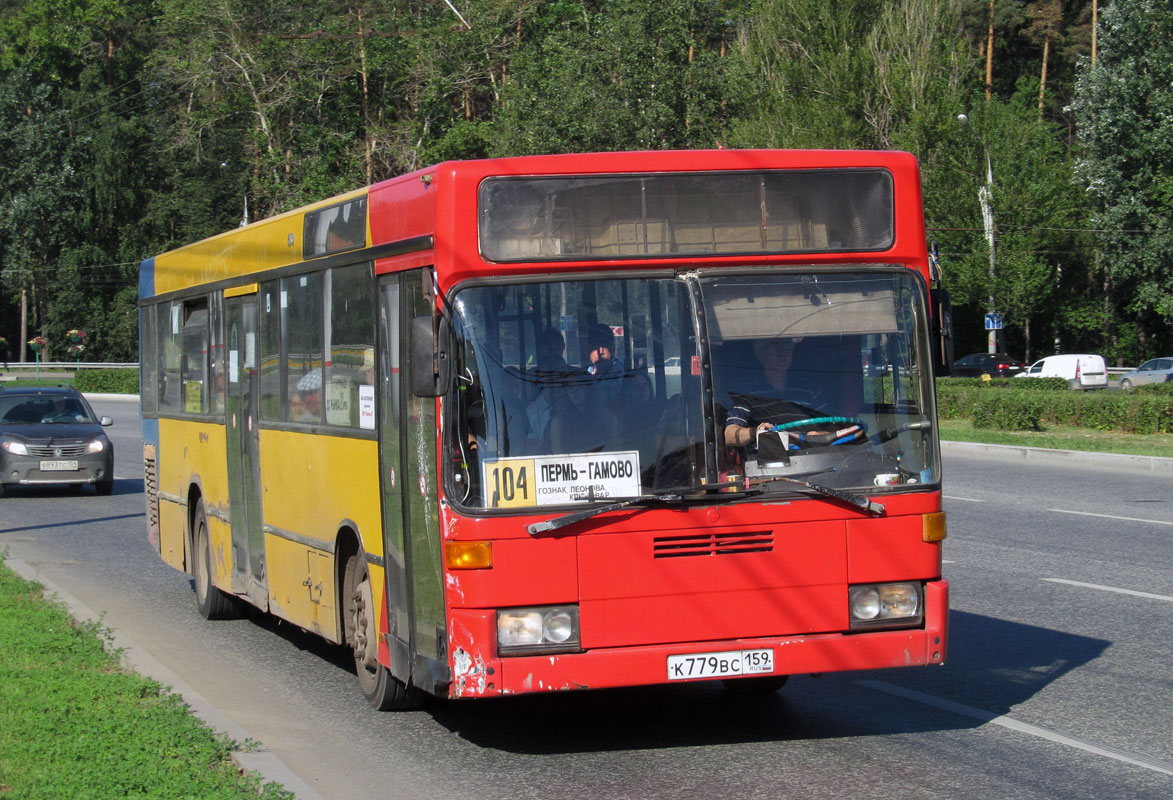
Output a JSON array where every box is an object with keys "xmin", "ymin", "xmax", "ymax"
[{"xmin": 1016, "ymin": 354, "xmax": 1107, "ymax": 390}]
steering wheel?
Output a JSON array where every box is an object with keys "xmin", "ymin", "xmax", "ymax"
[{"xmin": 770, "ymin": 416, "xmax": 867, "ymax": 448}]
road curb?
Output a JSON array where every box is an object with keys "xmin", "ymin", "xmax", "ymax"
[
  {"xmin": 4, "ymin": 558, "xmax": 327, "ymax": 800},
  {"xmin": 82, "ymin": 392, "xmax": 139, "ymax": 402},
  {"xmin": 942, "ymin": 439, "xmax": 1173, "ymax": 475}
]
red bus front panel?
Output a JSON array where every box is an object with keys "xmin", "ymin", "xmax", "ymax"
[{"xmin": 448, "ymin": 579, "xmax": 947, "ymax": 696}]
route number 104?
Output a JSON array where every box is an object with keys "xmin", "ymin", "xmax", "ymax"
[{"xmin": 486, "ymin": 461, "xmax": 532, "ymax": 508}]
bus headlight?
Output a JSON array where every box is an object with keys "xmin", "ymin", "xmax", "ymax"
[
  {"xmin": 848, "ymin": 582, "xmax": 923, "ymax": 630},
  {"xmin": 497, "ymin": 605, "xmax": 580, "ymax": 655}
]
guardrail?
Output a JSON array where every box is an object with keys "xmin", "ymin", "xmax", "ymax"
[{"xmin": 1, "ymin": 362, "xmax": 139, "ymax": 370}]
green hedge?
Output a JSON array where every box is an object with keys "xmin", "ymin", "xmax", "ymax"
[
  {"xmin": 937, "ymin": 376, "xmax": 1069, "ymax": 391},
  {"xmin": 74, "ymin": 368, "xmax": 139, "ymax": 395},
  {"xmin": 1133, "ymin": 381, "xmax": 1173, "ymax": 396},
  {"xmin": 936, "ymin": 379, "xmax": 1173, "ymax": 434}
]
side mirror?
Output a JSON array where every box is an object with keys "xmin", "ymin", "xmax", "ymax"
[
  {"xmin": 411, "ymin": 314, "xmax": 452, "ymax": 398},
  {"xmin": 930, "ymin": 288, "xmax": 954, "ymax": 377},
  {"xmin": 100, "ymin": 416, "xmax": 114, "ymax": 427}
]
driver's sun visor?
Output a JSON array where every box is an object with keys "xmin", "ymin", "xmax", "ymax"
[{"xmin": 704, "ymin": 278, "xmax": 900, "ymax": 340}]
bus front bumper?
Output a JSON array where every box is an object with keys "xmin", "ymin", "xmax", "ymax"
[{"xmin": 446, "ymin": 579, "xmax": 948, "ymax": 698}]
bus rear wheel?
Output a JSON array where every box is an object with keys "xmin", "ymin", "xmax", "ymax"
[
  {"xmin": 192, "ymin": 500, "xmax": 243, "ymax": 620},
  {"xmin": 344, "ymin": 553, "xmax": 423, "ymax": 711}
]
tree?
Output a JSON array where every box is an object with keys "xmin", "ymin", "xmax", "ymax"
[
  {"xmin": 1072, "ymin": 0, "xmax": 1173, "ymax": 361},
  {"xmin": 0, "ymin": 0, "xmax": 157, "ymax": 360},
  {"xmin": 489, "ymin": 0, "xmax": 749, "ymax": 155}
]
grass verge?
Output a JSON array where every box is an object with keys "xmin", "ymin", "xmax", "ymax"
[
  {"xmin": 939, "ymin": 418, "xmax": 1173, "ymax": 458},
  {"xmin": 0, "ymin": 556, "xmax": 292, "ymax": 800}
]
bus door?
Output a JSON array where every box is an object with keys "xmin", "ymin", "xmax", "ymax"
[
  {"xmin": 377, "ymin": 272, "xmax": 446, "ymax": 691},
  {"xmin": 225, "ymin": 293, "xmax": 267, "ymax": 606}
]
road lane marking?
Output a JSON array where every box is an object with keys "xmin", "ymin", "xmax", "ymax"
[
  {"xmin": 858, "ymin": 680, "xmax": 1173, "ymax": 777},
  {"xmin": 943, "ymin": 495, "xmax": 985, "ymax": 502},
  {"xmin": 1046, "ymin": 508, "xmax": 1173, "ymax": 526},
  {"xmin": 1041, "ymin": 578, "xmax": 1173, "ymax": 603}
]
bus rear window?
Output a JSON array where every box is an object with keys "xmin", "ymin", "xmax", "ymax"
[{"xmin": 478, "ymin": 170, "xmax": 893, "ymax": 262}]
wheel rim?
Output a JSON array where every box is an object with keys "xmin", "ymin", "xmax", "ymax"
[{"xmin": 349, "ymin": 565, "xmax": 380, "ymax": 690}]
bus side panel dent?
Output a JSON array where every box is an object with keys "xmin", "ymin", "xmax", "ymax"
[
  {"xmin": 157, "ymin": 498, "xmax": 187, "ymax": 572},
  {"xmin": 447, "ymin": 609, "xmax": 500, "ymax": 698},
  {"xmin": 207, "ymin": 512, "xmax": 234, "ymax": 590}
]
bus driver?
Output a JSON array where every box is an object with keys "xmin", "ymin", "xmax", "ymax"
[{"xmin": 723, "ymin": 337, "xmax": 832, "ymax": 449}]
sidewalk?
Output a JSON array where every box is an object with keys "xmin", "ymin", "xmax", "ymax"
[{"xmin": 941, "ymin": 439, "xmax": 1173, "ymax": 475}]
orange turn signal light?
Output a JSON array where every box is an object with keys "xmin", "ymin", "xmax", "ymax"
[
  {"xmin": 445, "ymin": 541, "xmax": 493, "ymax": 570},
  {"xmin": 922, "ymin": 512, "xmax": 947, "ymax": 542}
]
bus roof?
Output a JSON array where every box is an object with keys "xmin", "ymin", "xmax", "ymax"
[{"xmin": 142, "ymin": 150, "xmax": 927, "ymax": 300}]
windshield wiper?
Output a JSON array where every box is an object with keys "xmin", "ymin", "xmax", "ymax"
[{"xmin": 751, "ymin": 474, "xmax": 885, "ymax": 516}]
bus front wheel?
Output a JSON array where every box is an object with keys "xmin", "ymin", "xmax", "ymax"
[{"xmin": 344, "ymin": 553, "xmax": 423, "ymax": 711}]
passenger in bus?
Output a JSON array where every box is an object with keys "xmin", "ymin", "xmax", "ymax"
[
  {"xmin": 585, "ymin": 323, "xmax": 621, "ymax": 379},
  {"xmin": 526, "ymin": 329, "xmax": 570, "ymax": 449},
  {"xmin": 723, "ymin": 337, "xmax": 823, "ymax": 448},
  {"xmin": 549, "ymin": 373, "xmax": 618, "ymax": 454},
  {"xmin": 535, "ymin": 328, "xmax": 569, "ymax": 373},
  {"xmin": 360, "ymin": 348, "xmax": 376, "ymax": 386},
  {"xmin": 291, "ymin": 369, "xmax": 323, "ymax": 423},
  {"xmin": 584, "ymin": 322, "xmax": 624, "ymax": 411}
]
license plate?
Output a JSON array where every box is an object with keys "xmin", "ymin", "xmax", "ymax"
[
  {"xmin": 667, "ymin": 648, "xmax": 774, "ymax": 681},
  {"xmin": 40, "ymin": 460, "xmax": 79, "ymax": 471}
]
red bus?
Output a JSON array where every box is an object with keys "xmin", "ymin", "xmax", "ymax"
[{"xmin": 140, "ymin": 149, "xmax": 951, "ymax": 710}]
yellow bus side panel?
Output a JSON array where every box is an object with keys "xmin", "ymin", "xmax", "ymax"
[
  {"xmin": 207, "ymin": 514, "xmax": 234, "ymax": 591},
  {"xmin": 158, "ymin": 499, "xmax": 187, "ymax": 571},
  {"xmin": 156, "ymin": 418, "xmax": 232, "ymax": 581},
  {"xmin": 263, "ymin": 534, "xmax": 339, "ymax": 639},
  {"xmin": 152, "ymin": 188, "xmax": 367, "ymax": 295},
  {"xmin": 258, "ymin": 430, "xmax": 382, "ymax": 641}
]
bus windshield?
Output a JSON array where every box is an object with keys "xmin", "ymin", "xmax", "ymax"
[{"xmin": 447, "ymin": 270, "xmax": 937, "ymax": 511}]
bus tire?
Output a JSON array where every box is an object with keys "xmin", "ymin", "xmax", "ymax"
[
  {"xmin": 344, "ymin": 552, "xmax": 424, "ymax": 711},
  {"xmin": 722, "ymin": 675, "xmax": 789, "ymax": 695},
  {"xmin": 192, "ymin": 499, "xmax": 242, "ymax": 620}
]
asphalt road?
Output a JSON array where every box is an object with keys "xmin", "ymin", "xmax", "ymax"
[{"xmin": 2, "ymin": 396, "xmax": 1170, "ymax": 800}]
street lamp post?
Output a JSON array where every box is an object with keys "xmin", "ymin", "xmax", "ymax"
[{"xmin": 959, "ymin": 113, "xmax": 998, "ymax": 354}]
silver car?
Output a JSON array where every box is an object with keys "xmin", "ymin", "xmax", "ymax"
[
  {"xmin": 1119, "ymin": 357, "xmax": 1173, "ymax": 391},
  {"xmin": 0, "ymin": 386, "xmax": 114, "ymax": 496}
]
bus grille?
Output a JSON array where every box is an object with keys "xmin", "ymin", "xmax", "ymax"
[{"xmin": 653, "ymin": 531, "xmax": 773, "ymax": 558}]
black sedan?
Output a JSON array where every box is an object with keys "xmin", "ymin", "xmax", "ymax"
[
  {"xmin": 0, "ymin": 385, "xmax": 114, "ymax": 496},
  {"xmin": 951, "ymin": 352, "xmax": 1025, "ymax": 378}
]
